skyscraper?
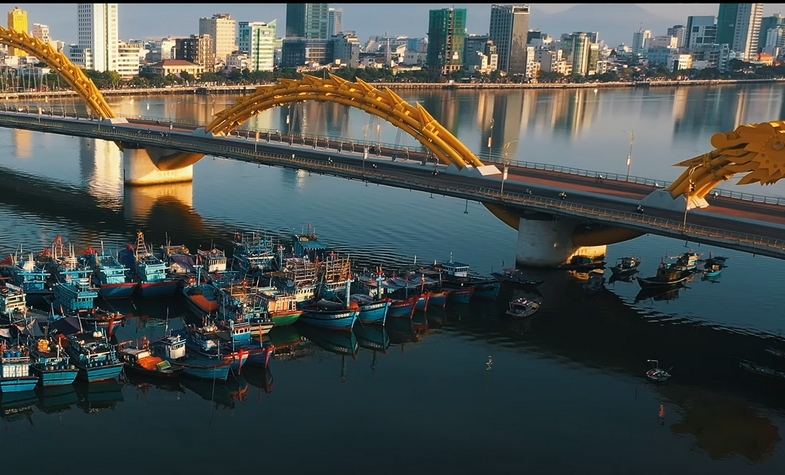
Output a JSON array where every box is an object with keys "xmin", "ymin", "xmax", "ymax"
[
  {"xmin": 632, "ymin": 29, "xmax": 652, "ymax": 54},
  {"xmin": 238, "ymin": 20, "xmax": 277, "ymax": 72},
  {"xmin": 285, "ymin": 3, "xmax": 328, "ymax": 39},
  {"xmin": 7, "ymin": 6, "xmax": 29, "ymax": 56},
  {"xmin": 76, "ymin": 4, "xmax": 119, "ymax": 72},
  {"xmin": 427, "ymin": 7, "xmax": 467, "ymax": 75},
  {"xmin": 175, "ymin": 34, "xmax": 215, "ymax": 72},
  {"xmin": 685, "ymin": 16, "xmax": 717, "ymax": 51},
  {"xmin": 199, "ymin": 13, "xmax": 237, "ymax": 67},
  {"xmin": 717, "ymin": 3, "xmax": 763, "ymax": 60},
  {"xmin": 488, "ymin": 4, "xmax": 530, "ymax": 75},
  {"xmin": 328, "ymin": 8, "xmax": 343, "ymax": 38},
  {"xmin": 666, "ymin": 24, "xmax": 686, "ymax": 48},
  {"xmin": 759, "ymin": 14, "xmax": 785, "ymax": 52}
]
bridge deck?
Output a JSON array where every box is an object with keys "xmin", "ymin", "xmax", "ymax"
[{"xmin": 0, "ymin": 111, "xmax": 783, "ymax": 260}]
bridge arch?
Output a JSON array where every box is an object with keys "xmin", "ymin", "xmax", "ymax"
[
  {"xmin": 207, "ymin": 74, "xmax": 484, "ymax": 169},
  {"xmin": 668, "ymin": 120, "xmax": 785, "ymax": 201},
  {"xmin": 0, "ymin": 26, "xmax": 115, "ymax": 119}
]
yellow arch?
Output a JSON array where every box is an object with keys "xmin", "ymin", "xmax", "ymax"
[
  {"xmin": 0, "ymin": 26, "xmax": 115, "ymax": 119},
  {"xmin": 668, "ymin": 120, "xmax": 785, "ymax": 201},
  {"xmin": 207, "ymin": 74, "xmax": 484, "ymax": 169}
]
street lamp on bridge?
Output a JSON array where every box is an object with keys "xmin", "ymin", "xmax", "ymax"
[
  {"xmin": 626, "ymin": 130, "xmax": 635, "ymax": 181},
  {"xmin": 500, "ymin": 140, "xmax": 518, "ymax": 196}
]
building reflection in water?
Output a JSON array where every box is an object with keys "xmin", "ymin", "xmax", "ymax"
[{"xmin": 12, "ymin": 129, "xmax": 33, "ymax": 160}]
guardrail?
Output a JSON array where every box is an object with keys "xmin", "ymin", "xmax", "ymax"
[{"xmin": 5, "ymin": 109, "xmax": 785, "ymax": 210}]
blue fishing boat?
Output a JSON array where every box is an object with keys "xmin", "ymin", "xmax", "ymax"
[
  {"xmin": 8, "ymin": 252, "xmax": 51, "ymax": 305},
  {"xmin": 130, "ymin": 231, "xmax": 180, "ymax": 298},
  {"xmin": 29, "ymin": 337, "xmax": 79, "ymax": 387},
  {"xmin": 350, "ymin": 294, "xmax": 390, "ymax": 325},
  {"xmin": 232, "ymin": 232, "xmax": 276, "ymax": 274},
  {"xmin": 216, "ymin": 286, "xmax": 274, "ymax": 339},
  {"xmin": 64, "ymin": 330, "xmax": 124, "ymax": 383},
  {"xmin": 87, "ymin": 248, "xmax": 137, "ymax": 299},
  {"xmin": 300, "ymin": 299, "xmax": 359, "ymax": 332},
  {"xmin": 52, "ymin": 270, "xmax": 99, "ymax": 314},
  {"xmin": 0, "ymin": 343, "xmax": 38, "ymax": 393},
  {"xmin": 292, "ymin": 227, "xmax": 329, "ymax": 261},
  {"xmin": 182, "ymin": 323, "xmax": 249, "ymax": 373},
  {"xmin": 387, "ymin": 295, "xmax": 418, "ymax": 319},
  {"xmin": 150, "ymin": 332, "xmax": 230, "ymax": 382}
]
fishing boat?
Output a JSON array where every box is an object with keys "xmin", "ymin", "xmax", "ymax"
[
  {"xmin": 610, "ymin": 256, "xmax": 641, "ymax": 277},
  {"xmin": 150, "ymin": 332, "xmax": 230, "ymax": 382},
  {"xmin": 491, "ymin": 268, "xmax": 544, "ymax": 289},
  {"xmin": 216, "ymin": 286, "xmax": 275, "ymax": 338},
  {"xmin": 672, "ymin": 251, "xmax": 700, "ymax": 273},
  {"xmin": 300, "ymin": 299, "xmax": 359, "ymax": 332},
  {"xmin": 87, "ymin": 250, "xmax": 137, "ymax": 299},
  {"xmin": 232, "ymin": 232, "xmax": 276, "ymax": 274},
  {"xmin": 182, "ymin": 323, "xmax": 249, "ymax": 372},
  {"xmin": 292, "ymin": 227, "xmax": 329, "ymax": 261},
  {"xmin": 182, "ymin": 279, "xmax": 221, "ymax": 317},
  {"xmin": 703, "ymin": 260, "xmax": 723, "ymax": 278},
  {"xmin": 0, "ymin": 342, "xmax": 38, "ymax": 393},
  {"xmin": 117, "ymin": 339, "xmax": 182, "ymax": 379},
  {"xmin": 51, "ymin": 267, "xmax": 99, "ymax": 315},
  {"xmin": 637, "ymin": 263, "xmax": 690, "ymax": 289},
  {"xmin": 7, "ymin": 252, "xmax": 51, "ymax": 305},
  {"xmin": 197, "ymin": 248, "xmax": 227, "ymax": 273},
  {"xmin": 63, "ymin": 330, "xmax": 124, "ymax": 383},
  {"xmin": 0, "ymin": 280, "xmax": 27, "ymax": 324},
  {"xmin": 254, "ymin": 287, "xmax": 302, "ymax": 327},
  {"xmin": 561, "ymin": 254, "xmax": 606, "ymax": 271},
  {"xmin": 504, "ymin": 297, "xmax": 541, "ymax": 318},
  {"xmin": 472, "ymin": 279, "xmax": 502, "ymax": 300},
  {"xmin": 349, "ymin": 294, "xmax": 390, "ymax": 325},
  {"xmin": 29, "ymin": 337, "xmax": 79, "ymax": 387},
  {"xmin": 130, "ymin": 231, "xmax": 180, "ymax": 298},
  {"xmin": 645, "ymin": 359, "xmax": 671, "ymax": 383},
  {"xmin": 387, "ymin": 295, "xmax": 418, "ymax": 319}
]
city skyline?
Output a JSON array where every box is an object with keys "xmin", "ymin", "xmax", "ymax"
[{"xmin": 2, "ymin": 3, "xmax": 785, "ymax": 47}]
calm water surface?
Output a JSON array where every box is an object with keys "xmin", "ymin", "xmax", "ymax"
[{"xmin": 1, "ymin": 84, "xmax": 785, "ymax": 474}]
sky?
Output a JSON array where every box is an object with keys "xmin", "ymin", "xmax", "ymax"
[{"xmin": 2, "ymin": 3, "xmax": 785, "ymax": 47}]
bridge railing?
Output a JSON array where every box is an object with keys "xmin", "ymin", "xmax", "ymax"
[{"xmin": 6, "ymin": 109, "xmax": 785, "ymax": 207}]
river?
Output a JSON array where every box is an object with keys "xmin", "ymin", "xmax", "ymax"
[{"xmin": 0, "ymin": 84, "xmax": 784, "ymax": 473}]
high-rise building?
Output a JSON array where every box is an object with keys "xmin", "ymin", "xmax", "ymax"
[
  {"xmin": 117, "ymin": 42, "xmax": 142, "ymax": 79},
  {"xmin": 328, "ymin": 8, "xmax": 343, "ymax": 38},
  {"xmin": 488, "ymin": 4, "xmax": 530, "ymax": 75},
  {"xmin": 31, "ymin": 23, "xmax": 50, "ymax": 44},
  {"xmin": 331, "ymin": 31, "xmax": 360, "ymax": 67},
  {"xmin": 199, "ymin": 13, "xmax": 237, "ymax": 67},
  {"xmin": 632, "ymin": 29, "xmax": 652, "ymax": 54},
  {"xmin": 717, "ymin": 3, "xmax": 763, "ymax": 60},
  {"xmin": 74, "ymin": 4, "xmax": 119, "ymax": 72},
  {"xmin": 667, "ymin": 24, "xmax": 686, "ymax": 48},
  {"xmin": 238, "ymin": 20, "xmax": 277, "ymax": 72},
  {"xmin": 427, "ymin": 7, "xmax": 467, "ymax": 75},
  {"xmin": 285, "ymin": 3, "xmax": 329, "ymax": 39},
  {"xmin": 759, "ymin": 14, "xmax": 785, "ymax": 52},
  {"xmin": 567, "ymin": 32, "xmax": 591, "ymax": 76},
  {"xmin": 685, "ymin": 16, "xmax": 717, "ymax": 51},
  {"xmin": 175, "ymin": 34, "xmax": 215, "ymax": 72},
  {"xmin": 7, "ymin": 6, "xmax": 29, "ymax": 56}
]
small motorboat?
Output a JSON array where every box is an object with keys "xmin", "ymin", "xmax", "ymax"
[
  {"xmin": 637, "ymin": 263, "xmax": 689, "ymax": 289},
  {"xmin": 117, "ymin": 339, "xmax": 182, "ymax": 379},
  {"xmin": 645, "ymin": 359, "xmax": 671, "ymax": 383},
  {"xmin": 504, "ymin": 297, "xmax": 540, "ymax": 318},
  {"xmin": 703, "ymin": 261, "xmax": 723, "ymax": 278},
  {"xmin": 610, "ymin": 256, "xmax": 640, "ymax": 277}
]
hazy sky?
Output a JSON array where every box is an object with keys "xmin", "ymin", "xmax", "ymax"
[{"xmin": 2, "ymin": 3, "xmax": 785, "ymax": 47}]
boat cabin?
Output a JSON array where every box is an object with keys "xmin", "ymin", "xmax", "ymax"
[
  {"xmin": 197, "ymin": 249, "xmax": 227, "ymax": 273},
  {"xmin": 152, "ymin": 335, "xmax": 186, "ymax": 360},
  {"xmin": 0, "ymin": 280, "xmax": 26, "ymax": 317},
  {"xmin": 441, "ymin": 262, "xmax": 470, "ymax": 279}
]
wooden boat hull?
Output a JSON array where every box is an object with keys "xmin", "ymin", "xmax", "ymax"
[
  {"xmin": 138, "ymin": 280, "xmax": 180, "ymax": 298},
  {"xmin": 271, "ymin": 310, "xmax": 303, "ymax": 327},
  {"xmin": 31, "ymin": 366, "xmax": 79, "ymax": 387},
  {"xmin": 473, "ymin": 281, "xmax": 501, "ymax": 300},
  {"xmin": 97, "ymin": 282, "xmax": 137, "ymax": 299},
  {"xmin": 122, "ymin": 363, "xmax": 182, "ymax": 379},
  {"xmin": 300, "ymin": 309, "xmax": 358, "ymax": 332},
  {"xmin": 173, "ymin": 357, "xmax": 232, "ymax": 381},
  {"xmin": 636, "ymin": 275, "xmax": 689, "ymax": 289},
  {"xmin": 76, "ymin": 362, "xmax": 124, "ymax": 383},
  {"xmin": 0, "ymin": 376, "xmax": 39, "ymax": 393},
  {"xmin": 388, "ymin": 298, "xmax": 417, "ymax": 319},
  {"xmin": 414, "ymin": 293, "xmax": 430, "ymax": 312},
  {"xmin": 357, "ymin": 300, "xmax": 390, "ymax": 325},
  {"xmin": 428, "ymin": 290, "xmax": 449, "ymax": 308},
  {"xmin": 446, "ymin": 286, "xmax": 474, "ymax": 304}
]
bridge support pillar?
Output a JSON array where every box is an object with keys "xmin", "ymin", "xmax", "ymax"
[
  {"xmin": 123, "ymin": 148, "xmax": 193, "ymax": 186},
  {"xmin": 516, "ymin": 215, "xmax": 607, "ymax": 268}
]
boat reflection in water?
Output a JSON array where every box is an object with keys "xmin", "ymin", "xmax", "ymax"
[
  {"xmin": 243, "ymin": 365, "xmax": 274, "ymax": 395},
  {"xmin": 297, "ymin": 324, "xmax": 358, "ymax": 356},
  {"xmin": 0, "ymin": 391, "xmax": 38, "ymax": 421},
  {"xmin": 267, "ymin": 326, "xmax": 312, "ymax": 361},
  {"xmin": 355, "ymin": 324, "xmax": 390, "ymax": 370},
  {"xmin": 180, "ymin": 375, "xmax": 249, "ymax": 409},
  {"xmin": 635, "ymin": 285, "xmax": 685, "ymax": 303},
  {"xmin": 75, "ymin": 380, "xmax": 124, "ymax": 414},
  {"xmin": 36, "ymin": 385, "xmax": 79, "ymax": 414}
]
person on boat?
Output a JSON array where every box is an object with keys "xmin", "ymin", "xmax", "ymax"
[{"xmin": 637, "ymin": 204, "xmax": 644, "ymax": 213}]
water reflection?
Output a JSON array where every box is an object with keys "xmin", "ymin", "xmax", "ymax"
[
  {"xmin": 79, "ymin": 137, "xmax": 123, "ymax": 209},
  {"xmin": 12, "ymin": 129, "xmax": 32, "ymax": 160}
]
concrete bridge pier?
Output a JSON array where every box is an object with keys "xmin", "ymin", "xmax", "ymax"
[
  {"xmin": 516, "ymin": 215, "xmax": 607, "ymax": 268},
  {"xmin": 122, "ymin": 147, "xmax": 194, "ymax": 186}
]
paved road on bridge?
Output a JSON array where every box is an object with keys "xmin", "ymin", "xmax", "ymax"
[{"xmin": 1, "ymin": 111, "xmax": 784, "ymax": 259}]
